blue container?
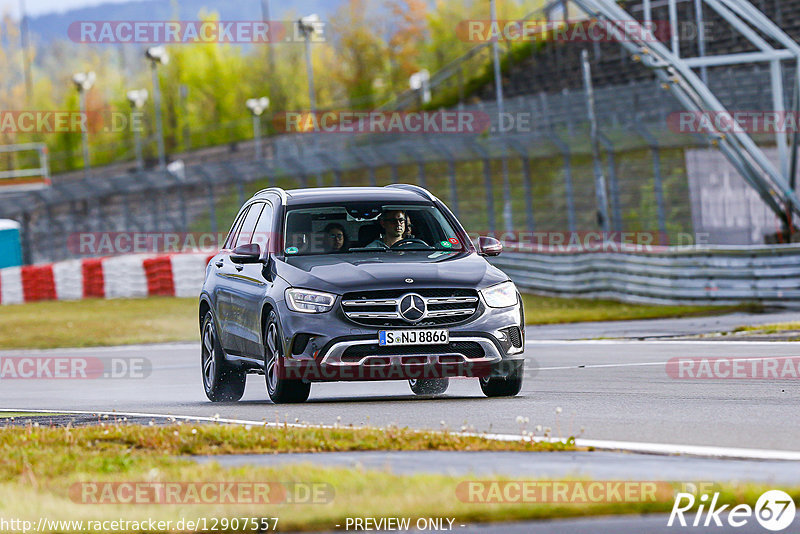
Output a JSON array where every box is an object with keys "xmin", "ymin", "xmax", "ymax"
[{"xmin": 0, "ymin": 219, "xmax": 22, "ymax": 269}]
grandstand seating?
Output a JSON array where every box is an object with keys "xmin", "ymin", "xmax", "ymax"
[{"xmin": 473, "ymin": 0, "xmax": 799, "ymax": 101}]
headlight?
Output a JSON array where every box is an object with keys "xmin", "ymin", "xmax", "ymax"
[
  {"xmin": 285, "ymin": 288, "xmax": 337, "ymax": 313},
  {"xmin": 481, "ymin": 281, "xmax": 518, "ymax": 308}
]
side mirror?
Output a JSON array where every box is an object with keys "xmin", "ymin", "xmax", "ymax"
[
  {"xmin": 477, "ymin": 236, "xmax": 503, "ymax": 257},
  {"xmin": 231, "ymin": 243, "xmax": 263, "ymax": 264}
]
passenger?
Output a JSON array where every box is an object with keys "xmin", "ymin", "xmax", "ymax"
[
  {"xmin": 403, "ymin": 214, "xmax": 414, "ymax": 239},
  {"xmin": 322, "ymin": 222, "xmax": 348, "ymax": 253},
  {"xmin": 367, "ymin": 210, "xmax": 407, "ymax": 248}
]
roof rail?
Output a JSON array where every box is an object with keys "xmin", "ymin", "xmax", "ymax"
[
  {"xmin": 385, "ymin": 183, "xmax": 437, "ymax": 201},
  {"xmin": 255, "ymin": 187, "xmax": 287, "ymax": 204}
]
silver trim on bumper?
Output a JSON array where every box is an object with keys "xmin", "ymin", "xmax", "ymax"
[{"xmin": 319, "ymin": 336, "xmax": 503, "ymax": 367}]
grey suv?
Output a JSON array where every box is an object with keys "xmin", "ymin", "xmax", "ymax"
[{"xmin": 199, "ymin": 185, "xmax": 525, "ymax": 403}]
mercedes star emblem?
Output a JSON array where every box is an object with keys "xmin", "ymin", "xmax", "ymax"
[{"xmin": 398, "ymin": 293, "xmax": 425, "ymax": 322}]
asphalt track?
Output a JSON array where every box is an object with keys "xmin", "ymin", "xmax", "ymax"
[
  {"xmin": 1, "ymin": 314, "xmax": 798, "ymax": 453},
  {"xmin": 3, "ymin": 314, "xmax": 800, "ymax": 533}
]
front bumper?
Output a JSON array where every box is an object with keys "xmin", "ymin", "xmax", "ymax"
[{"xmin": 275, "ymin": 295, "xmax": 525, "ymax": 382}]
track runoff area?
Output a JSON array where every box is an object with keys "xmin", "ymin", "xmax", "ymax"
[{"xmin": 2, "ymin": 332, "xmax": 800, "ymax": 532}]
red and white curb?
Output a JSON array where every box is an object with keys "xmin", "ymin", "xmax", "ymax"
[
  {"xmin": 0, "ymin": 253, "xmax": 213, "ymax": 305},
  {"xmin": 2, "ymin": 408, "xmax": 798, "ymax": 461}
]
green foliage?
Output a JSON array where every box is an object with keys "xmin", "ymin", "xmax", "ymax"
[{"xmin": 1, "ymin": 1, "xmax": 555, "ymax": 174}]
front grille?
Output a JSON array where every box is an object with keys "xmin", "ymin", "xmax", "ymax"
[
  {"xmin": 502, "ymin": 326, "xmax": 523, "ymax": 348},
  {"xmin": 340, "ymin": 341, "xmax": 485, "ymax": 362},
  {"xmin": 341, "ymin": 289, "xmax": 479, "ymax": 327}
]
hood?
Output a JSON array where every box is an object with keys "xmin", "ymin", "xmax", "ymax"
[{"xmin": 275, "ymin": 250, "xmax": 508, "ymax": 295}]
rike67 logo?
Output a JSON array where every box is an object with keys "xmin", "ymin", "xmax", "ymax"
[{"xmin": 669, "ymin": 490, "xmax": 796, "ymax": 531}]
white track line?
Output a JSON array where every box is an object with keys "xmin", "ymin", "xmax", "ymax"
[
  {"xmin": 2, "ymin": 340, "xmax": 795, "ymax": 357},
  {"xmin": 526, "ymin": 340, "xmax": 800, "ymax": 345},
  {"xmin": 3, "ymin": 408, "xmax": 799, "ymax": 461},
  {"xmin": 0, "ymin": 342, "xmax": 199, "ymax": 357},
  {"xmin": 535, "ymin": 354, "xmax": 800, "ymax": 371}
]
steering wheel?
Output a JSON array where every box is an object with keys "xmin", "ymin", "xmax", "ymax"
[{"xmin": 390, "ymin": 238, "xmax": 431, "ymax": 249}]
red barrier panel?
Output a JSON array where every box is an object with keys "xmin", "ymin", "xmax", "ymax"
[
  {"xmin": 82, "ymin": 258, "xmax": 105, "ymax": 298},
  {"xmin": 21, "ymin": 265, "xmax": 56, "ymax": 302},
  {"xmin": 143, "ymin": 256, "xmax": 175, "ymax": 296}
]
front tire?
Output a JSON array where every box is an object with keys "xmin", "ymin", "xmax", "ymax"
[
  {"xmin": 479, "ymin": 362, "xmax": 524, "ymax": 397},
  {"xmin": 264, "ymin": 311, "xmax": 311, "ymax": 404},
  {"xmin": 409, "ymin": 378, "xmax": 449, "ymax": 395},
  {"xmin": 201, "ymin": 310, "xmax": 246, "ymax": 402}
]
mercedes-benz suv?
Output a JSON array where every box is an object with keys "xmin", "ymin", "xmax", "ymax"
[{"xmin": 199, "ymin": 185, "xmax": 525, "ymax": 403}]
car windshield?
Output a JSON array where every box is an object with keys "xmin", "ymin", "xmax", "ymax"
[{"xmin": 283, "ymin": 202, "xmax": 465, "ymax": 256}]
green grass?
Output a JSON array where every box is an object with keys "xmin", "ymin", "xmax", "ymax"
[
  {"xmin": 0, "ymin": 297, "xmax": 198, "ymax": 350},
  {"xmin": 0, "ymin": 412, "xmax": 65, "ymax": 418},
  {"xmin": 0, "ymin": 295, "xmax": 758, "ymax": 350},
  {"xmin": 731, "ymin": 322, "xmax": 800, "ymax": 338},
  {"xmin": 720, "ymin": 321, "xmax": 800, "ymax": 341},
  {"xmin": 521, "ymin": 294, "xmax": 759, "ymax": 325},
  {"xmin": 0, "ymin": 423, "xmax": 794, "ymax": 532}
]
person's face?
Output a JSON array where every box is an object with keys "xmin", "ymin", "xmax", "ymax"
[
  {"xmin": 380, "ymin": 211, "xmax": 406, "ymax": 239},
  {"xmin": 325, "ymin": 228, "xmax": 345, "ymax": 250}
]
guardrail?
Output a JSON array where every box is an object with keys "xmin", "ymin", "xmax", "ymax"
[
  {"xmin": 3, "ymin": 245, "xmax": 799, "ymax": 307},
  {"xmin": 491, "ymin": 245, "xmax": 800, "ymax": 305},
  {"xmin": 0, "ymin": 143, "xmax": 50, "ymax": 192}
]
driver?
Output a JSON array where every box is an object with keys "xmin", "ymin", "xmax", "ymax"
[{"xmin": 367, "ymin": 209, "xmax": 407, "ymax": 248}]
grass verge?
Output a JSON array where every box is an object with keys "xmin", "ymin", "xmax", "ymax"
[
  {"xmin": 0, "ymin": 295, "xmax": 758, "ymax": 350},
  {"xmin": 0, "ymin": 423, "xmax": 794, "ymax": 532},
  {"xmin": 521, "ymin": 294, "xmax": 759, "ymax": 325},
  {"xmin": 0, "ymin": 412, "xmax": 65, "ymax": 419},
  {"xmin": 733, "ymin": 322, "xmax": 800, "ymax": 335},
  {"xmin": 0, "ymin": 297, "xmax": 197, "ymax": 350}
]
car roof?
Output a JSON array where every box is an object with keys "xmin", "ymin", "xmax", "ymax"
[{"xmin": 257, "ymin": 186, "xmax": 434, "ymax": 206}]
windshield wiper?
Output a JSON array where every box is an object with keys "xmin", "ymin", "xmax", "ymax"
[
  {"xmin": 347, "ymin": 247, "xmax": 390, "ymax": 252},
  {"xmin": 392, "ymin": 245, "xmax": 435, "ymax": 250}
]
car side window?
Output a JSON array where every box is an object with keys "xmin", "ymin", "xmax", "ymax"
[
  {"xmin": 235, "ymin": 202, "xmax": 264, "ymax": 248},
  {"xmin": 252, "ymin": 203, "xmax": 274, "ymax": 253},
  {"xmin": 224, "ymin": 206, "xmax": 250, "ymax": 250}
]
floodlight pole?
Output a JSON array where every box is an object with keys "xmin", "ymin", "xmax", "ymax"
[
  {"xmin": 488, "ymin": 0, "xmax": 513, "ymax": 231},
  {"xmin": 247, "ymin": 97, "xmax": 269, "ymax": 161},
  {"xmin": 78, "ymin": 88, "xmax": 90, "ymax": 179},
  {"xmin": 303, "ymin": 32, "xmax": 317, "ymax": 114},
  {"xmin": 73, "ymin": 72, "xmax": 95, "ymax": 180},
  {"xmin": 150, "ymin": 61, "xmax": 166, "ymax": 170},
  {"xmin": 253, "ymin": 115, "xmax": 262, "ymax": 160},
  {"xmin": 582, "ymin": 50, "xmax": 610, "ymax": 233},
  {"xmin": 128, "ymin": 90, "xmax": 148, "ymax": 172},
  {"xmin": 490, "ymin": 0, "xmax": 505, "ymax": 119}
]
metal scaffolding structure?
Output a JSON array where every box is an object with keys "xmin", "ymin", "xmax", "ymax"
[{"xmin": 569, "ymin": 0, "xmax": 800, "ymax": 232}]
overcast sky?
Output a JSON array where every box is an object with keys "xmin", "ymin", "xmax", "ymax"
[{"xmin": 2, "ymin": 0, "xmax": 136, "ymax": 18}]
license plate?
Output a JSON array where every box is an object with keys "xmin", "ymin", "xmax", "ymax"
[{"xmin": 378, "ymin": 329, "xmax": 449, "ymax": 346}]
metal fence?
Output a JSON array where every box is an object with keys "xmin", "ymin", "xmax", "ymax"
[
  {"xmin": 0, "ymin": 64, "xmax": 792, "ymax": 265},
  {"xmin": 491, "ymin": 245, "xmax": 800, "ymax": 305}
]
